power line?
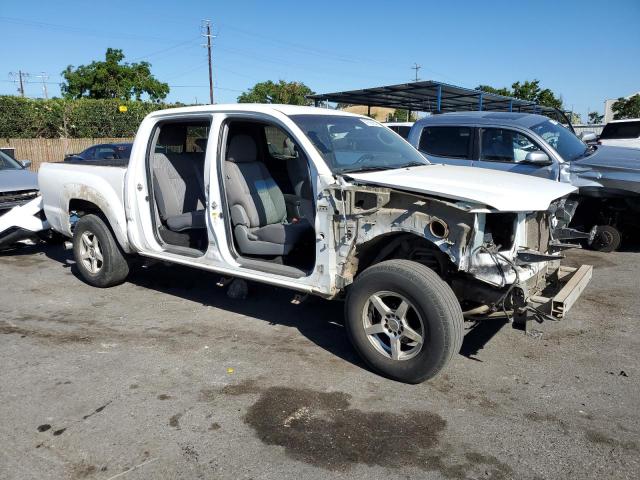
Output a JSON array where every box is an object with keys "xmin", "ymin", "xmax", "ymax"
[
  {"xmin": 128, "ymin": 38, "xmax": 201, "ymax": 63},
  {"xmin": 7, "ymin": 72, "xmax": 51, "ymax": 98},
  {"xmin": 0, "ymin": 15, "xmax": 186, "ymax": 43},
  {"xmin": 8, "ymin": 71, "xmax": 30, "ymax": 97}
]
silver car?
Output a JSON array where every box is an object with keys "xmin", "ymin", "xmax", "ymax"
[
  {"xmin": 408, "ymin": 112, "xmax": 640, "ymax": 251},
  {"xmin": 0, "ymin": 151, "xmax": 48, "ymax": 249}
]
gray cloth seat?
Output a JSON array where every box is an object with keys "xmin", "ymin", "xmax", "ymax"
[
  {"xmin": 286, "ymin": 152, "xmax": 314, "ymax": 221},
  {"xmin": 153, "ymin": 149, "xmax": 206, "ymax": 232},
  {"xmin": 225, "ymin": 134, "xmax": 313, "ymax": 256}
]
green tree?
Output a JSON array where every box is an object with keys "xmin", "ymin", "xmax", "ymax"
[
  {"xmin": 237, "ymin": 80, "xmax": 314, "ymax": 105},
  {"xmin": 476, "ymin": 79, "xmax": 563, "ymax": 109},
  {"xmin": 386, "ymin": 109, "xmax": 416, "ymax": 122},
  {"xmin": 476, "ymin": 85, "xmax": 511, "ymax": 97},
  {"xmin": 588, "ymin": 111, "xmax": 604, "ymax": 124},
  {"xmin": 612, "ymin": 95, "xmax": 640, "ymax": 120},
  {"xmin": 61, "ymin": 48, "xmax": 169, "ymax": 101}
]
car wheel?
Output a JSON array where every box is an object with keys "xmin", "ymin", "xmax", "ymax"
[
  {"xmin": 590, "ymin": 225, "xmax": 621, "ymax": 252},
  {"xmin": 72, "ymin": 214, "xmax": 130, "ymax": 287},
  {"xmin": 345, "ymin": 260, "xmax": 464, "ymax": 384}
]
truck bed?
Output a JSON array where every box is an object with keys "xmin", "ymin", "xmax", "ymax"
[
  {"xmin": 38, "ymin": 162, "xmax": 128, "ymax": 239},
  {"xmin": 63, "ymin": 158, "xmax": 129, "ymax": 168}
]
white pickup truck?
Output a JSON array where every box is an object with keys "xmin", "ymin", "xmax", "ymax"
[{"xmin": 39, "ymin": 104, "xmax": 592, "ymax": 383}]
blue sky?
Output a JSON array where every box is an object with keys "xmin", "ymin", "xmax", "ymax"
[{"xmin": 1, "ymin": 0, "xmax": 639, "ymax": 120}]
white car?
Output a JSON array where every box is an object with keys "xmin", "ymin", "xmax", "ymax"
[
  {"xmin": 38, "ymin": 104, "xmax": 591, "ymax": 383},
  {"xmin": 383, "ymin": 122, "xmax": 414, "ymax": 139},
  {"xmin": 598, "ymin": 119, "xmax": 640, "ymax": 149}
]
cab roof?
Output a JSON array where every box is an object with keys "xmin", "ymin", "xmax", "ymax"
[
  {"xmin": 146, "ymin": 103, "xmax": 364, "ymax": 119},
  {"xmin": 413, "ymin": 111, "xmax": 552, "ymax": 129}
]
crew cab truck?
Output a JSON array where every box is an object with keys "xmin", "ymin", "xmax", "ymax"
[{"xmin": 39, "ymin": 105, "xmax": 592, "ymax": 383}]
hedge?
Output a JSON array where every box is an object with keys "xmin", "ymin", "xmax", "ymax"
[{"xmin": 0, "ymin": 96, "xmax": 186, "ymax": 138}]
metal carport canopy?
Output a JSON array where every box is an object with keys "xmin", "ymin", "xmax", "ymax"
[{"xmin": 307, "ymin": 80, "xmax": 570, "ymax": 122}]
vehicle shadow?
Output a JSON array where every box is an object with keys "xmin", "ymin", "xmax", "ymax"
[
  {"xmin": 41, "ymin": 244, "xmax": 365, "ymax": 370},
  {"xmin": 459, "ymin": 318, "xmax": 509, "ymax": 361},
  {"xmin": 39, "ymin": 244, "xmax": 505, "ymax": 374},
  {"xmin": 619, "ymin": 237, "xmax": 640, "ymax": 252}
]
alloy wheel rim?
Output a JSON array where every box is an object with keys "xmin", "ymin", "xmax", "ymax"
[
  {"xmin": 79, "ymin": 231, "xmax": 104, "ymax": 274},
  {"xmin": 361, "ymin": 291, "xmax": 426, "ymax": 361}
]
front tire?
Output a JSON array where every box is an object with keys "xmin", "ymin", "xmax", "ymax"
[
  {"xmin": 72, "ymin": 214, "xmax": 130, "ymax": 287},
  {"xmin": 590, "ymin": 225, "xmax": 621, "ymax": 252},
  {"xmin": 345, "ymin": 260, "xmax": 463, "ymax": 384}
]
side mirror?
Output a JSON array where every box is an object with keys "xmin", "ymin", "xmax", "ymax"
[
  {"xmin": 19, "ymin": 159, "xmax": 32, "ymax": 169},
  {"xmin": 524, "ymin": 151, "xmax": 551, "ymax": 165},
  {"xmin": 579, "ymin": 132, "xmax": 597, "ymax": 143}
]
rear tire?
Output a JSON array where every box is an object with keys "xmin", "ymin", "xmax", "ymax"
[
  {"xmin": 590, "ymin": 225, "xmax": 621, "ymax": 252},
  {"xmin": 345, "ymin": 260, "xmax": 463, "ymax": 384},
  {"xmin": 72, "ymin": 214, "xmax": 130, "ymax": 287}
]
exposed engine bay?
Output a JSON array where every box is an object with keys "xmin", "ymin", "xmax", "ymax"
[{"xmin": 328, "ymin": 183, "xmax": 589, "ymax": 321}]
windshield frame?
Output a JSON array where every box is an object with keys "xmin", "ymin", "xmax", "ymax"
[
  {"xmin": 290, "ymin": 114, "xmax": 430, "ymax": 175},
  {"xmin": 530, "ymin": 119, "xmax": 590, "ymax": 162},
  {"xmin": 0, "ymin": 150, "xmax": 23, "ymax": 170}
]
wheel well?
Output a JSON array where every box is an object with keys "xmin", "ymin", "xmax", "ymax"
[
  {"xmin": 67, "ymin": 199, "xmax": 131, "ymax": 253},
  {"xmin": 69, "ymin": 199, "xmax": 103, "ymax": 217},
  {"xmin": 68, "ymin": 199, "xmax": 113, "ymax": 239},
  {"xmin": 354, "ymin": 233, "xmax": 452, "ymax": 279}
]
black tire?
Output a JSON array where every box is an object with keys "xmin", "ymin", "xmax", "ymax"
[
  {"xmin": 590, "ymin": 225, "xmax": 621, "ymax": 252},
  {"xmin": 72, "ymin": 214, "xmax": 130, "ymax": 287},
  {"xmin": 345, "ymin": 260, "xmax": 463, "ymax": 384}
]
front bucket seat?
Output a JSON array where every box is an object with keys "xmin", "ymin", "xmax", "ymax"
[{"xmin": 225, "ymin": 134, "xmax": 312, "ymax": 256}]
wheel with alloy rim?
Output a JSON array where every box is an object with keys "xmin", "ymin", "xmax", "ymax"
[
  {"xmin": 363, "ymin": 291, "xmax": 425, "ymax": 361},
  {"xmin": 79, "ymin": 231, "xmax": 104, "ymax": 274},
  {"xmin": 346, "ymin": 260, "xmax": 463, "ymax": 384},
  {"xmin": 72, "ymin": 214, "xmax": 130, "ymax": 288}
]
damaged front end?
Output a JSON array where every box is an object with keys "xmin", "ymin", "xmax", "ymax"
[
  {"xmin": 460, "ymin": 200, "xmax": 592, "ymax": 325},
  {"xmin": 328, "ymin": 181, "xmax": 591, "ymax": 327},
  {"xmin": 0, "ymin": 192, "xmax": 49, "ymax": 249}
]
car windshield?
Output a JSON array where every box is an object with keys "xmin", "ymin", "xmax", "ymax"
[
  {"xmin": 0, "ymin": 150, "xmax": 22, "ymax": 170},
  {"xmin": 530, "ymin": 119, "xmax": 589, "ymax": 161},
  {"xmin": 290, "ymin": 114, "xmax": 429, "ymax": 174}
]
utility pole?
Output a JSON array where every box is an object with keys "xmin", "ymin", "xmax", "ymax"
[
  {"xmin": 411, "ymin": 63, "xmax": 421, "ymax": 82},
  {"xmin": 33, "ymin": 72, "xmax": 49, "ymax": 99},
  {"xmin": 18, "ymin": 70, "xmax": 25, "ymax": 97},
  {"xmin": 9, "ymin": 71, "xmax": 49, "ymax": 98},
  {"xmin": 201, "ymin": 20, "xmax": 215, "ymax": 104},
  {"xmin": 9, "ymin": 71, "xmax": 29, "ymax": 96}
]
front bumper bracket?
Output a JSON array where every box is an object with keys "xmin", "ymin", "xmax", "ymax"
[{"xmin": 529, "ymin": 264, "xmax": 593, "ymax": 320}]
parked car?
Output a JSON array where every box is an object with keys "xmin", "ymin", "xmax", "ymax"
[
  {"xmin": 64, "ymin": 143, "xmax": 132, "ymax": 164},
  {"xmin": 383, "ymin": 122, "xmax": 414, "ymax": 139},
  {"xmin": 0, "ymin": 150, "xmax": 49, "ymax": 249},
  {"xmin": 39, "ymin": 105, "xmax": 591, "ymax": 383},
  {"xmin": 597, "ymin": 119, "xmax": 640, "ymax": 149},
  {"xmin": 408, "ymin": 112, "xmax": 640, "ymax": 251}
]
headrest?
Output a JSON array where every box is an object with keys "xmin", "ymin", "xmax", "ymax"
[
  {"xmin": 195, "ymin": 138, "xmax": 207, "ymax": 152},
  {"xmin": 227, "ymin": 134, "xmax": 257, "ymax": 163},
  {"xmin": 158, "ymin": 125, "xmax": 186, "ymax": 146}
]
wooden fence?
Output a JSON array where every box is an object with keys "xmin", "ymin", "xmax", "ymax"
[{"xmin": 2, "ymin": 138, "xmax": 134, "ymax": 171}]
